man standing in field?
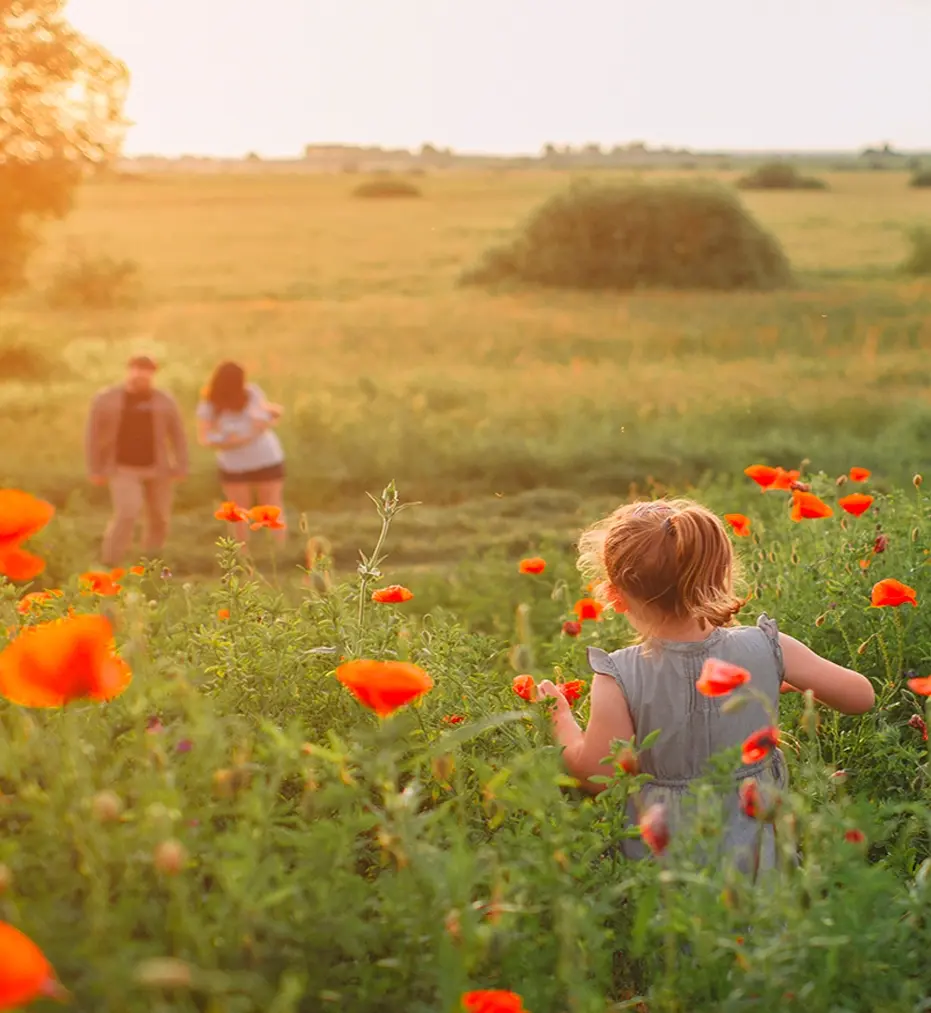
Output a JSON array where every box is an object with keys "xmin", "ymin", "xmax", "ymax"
[{"xmin": 85, "ymin": 355, "xmax": 189, "ymax": 566}]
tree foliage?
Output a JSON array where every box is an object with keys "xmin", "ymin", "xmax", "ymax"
[{"xmin": 0, "ymin": 0, "xmax": 127, "ymax": 294}]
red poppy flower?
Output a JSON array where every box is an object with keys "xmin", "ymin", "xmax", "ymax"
[
  {"xmin": 790, "ymin": 491, "xmax": 833, "ymax": 521},
  {"xmin": 335, "ymin": 659, "xmax": 433, "ymax": 717},
  {"xmin": 849, "ymin": 467, "xmax": 871, "ymax": 483},
  {"xmin": 214, "ymin": 501, "xmax": 248, "ymax": 523},
  {"xmin": 573, "ymin": 598, "xmax": 604, "ymax": 622},
  {"xmin": 907, "ymin": 676, "xmax": 931, "ymax": 696},
  {"xmin": 0, "ymin": 614, "xmax": 132, "ymax": 708},
  {"xmin": 217, "ymin": 609, "xmax": 230, "ymax": 620},
  {"xmin": 371, "ymin": 585, "xmax": 414, "ymax": 604},
  {"xmin": 908, "ymin": 713, "xmax": 929, "ymax": 740},
  {"xmin": 741, "ymin": 726, "xmax": 780, "ymax": 764},
  {"xmin": 129, "ymin": 565, "xmax": 146, "ymax": 576},
  {"xmin": 838, "ymin": 493, "xmax": 873, "ymax": 517},
  {"xmin": 557, "ymin": 679, "xmax": 585, "ymax": 705},
  {"xmin": 561, "ymin": 620, "xmax": 582, "ymax": 637},
  {"xmin": 696, "ymin": 658, "xmax": 751, "ymax": 697},
  {"xmin": 0, "ymin": 490, "xmax": 54, "ymax": 553},
  {"xmin": 0, "ymin": 921, "xmax": 66, "ymax": 1009},
  {"xmin": 461, "ymin": 990, "xmax": 528, "ymax": 1013},
  {"xmin": 639, "ymin": 803, "xmax": 670, "ymax": 856},
  {"xmin": 871, "ymin": 578, "xmax": 917, "ymax": 608},
  {"xmin": 0, "ymin": 546, "xmax": 46, "ymax": 581},
  {"xmin": 518, "ymin": 557, "xmax": 546, "ymax": 575},
  {"xmin": 873, "ymin": 533, "xmax": 889, "ymax": 555},
  {"xmin": 512, "ymin": 674, "xmax": 537, "ymax": 702},
  {"xmin": 769, "ymin": 468, "xmax": 801, "ymax": 492},
  {"xmin": 616, "ymin": 746, "xmax": 639, "ymax": 776},
  {"xmin": 80, "ymin": 570, "xmax": 123, "ymax": 596},
  {"xmin": 15, "ymin": 590, "xmax": 62, "ymax": 617},
  {"xmin": 724, "ymin": 513, "xmax": 751, "ymax": 537},
  {"xmin": 739, "ymin": 780, "xmax": 762, "ymax": 819},
  {"xmin": 744, "ymin": 465, "xmax": 779, "ymax": 490},
  {"xmin": 844, "ymin": 829, "xmax": 866, "ymax": 845},
  {"xmin": 442, "ymin": 714, "xmax": 464, "ymax": 725},
  {"xmin": 248, "ymin": 505, "xmax": 286, "ymax": 531}
]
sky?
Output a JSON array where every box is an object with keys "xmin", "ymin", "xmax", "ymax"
[{"xmin": 66, "ymin": 0, "xmax": 931, "ymax": 158}]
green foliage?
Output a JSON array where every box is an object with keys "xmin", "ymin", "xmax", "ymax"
[
  {"xmin": 44, "ymin": 251, "xmax": 141, "ymax": 309},
  {"xmin": 461, "ymin": 181, "xmax": 794, "ymax": 292},
  {"xmin": 0, "ymin": 327, "xmax": 65, "ymax": 383},
  {"xmin": 901, "ymin": 226, "xmax": 931, "ymax": 276},
  {"xmin": 0, "ymin": 1, "xmax": 127, "ymax": 296},
  {"xmin": 910, "ymin": 170, "xmax": 931, "ymax": 188},
  {"xmin": 737, "ymin": 162, "xmax": 829, "ymax": 191},
  {"xmin": 353, "ymin": 178, "xmax": 422, "ymax": 199},
  {"xmin": 5, "ymin": 479, "xmax": 931, "ymax": 1010}
]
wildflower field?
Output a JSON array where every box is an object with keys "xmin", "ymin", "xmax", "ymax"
[
  {"xmin": 4, "ymin": 466, "xmax": 931, "ymax": 1012},
  {"xmin": 3, "ymin": 169, "xmax": 931, "ymax": 1011}
]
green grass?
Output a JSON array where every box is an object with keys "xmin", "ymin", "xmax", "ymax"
[{"xmin": 1, "ymin": 169, "xmax": 930, "ymax": 577}]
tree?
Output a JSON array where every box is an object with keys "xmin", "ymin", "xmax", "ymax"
[{"xmin": 0, "ymin": 0, "xmax": 127, "ymax": 294}]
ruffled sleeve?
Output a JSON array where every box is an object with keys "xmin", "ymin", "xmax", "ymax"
[{"xmin": 756, "ymin": 613, "xmax": 785, "ymax": 681}]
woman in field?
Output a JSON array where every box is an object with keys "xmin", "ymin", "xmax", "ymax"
[
  {"xmin": 195, "ymin": 361, "xmax": 286, "ymax": 545},
  {"xmin": 537, "ymin": 499, "xmax": 874, "ymax": 871}
]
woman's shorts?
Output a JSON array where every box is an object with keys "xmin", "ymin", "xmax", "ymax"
[{"xmin": 219, "ymin": 461, "xmax": 286, "ymax": 483}]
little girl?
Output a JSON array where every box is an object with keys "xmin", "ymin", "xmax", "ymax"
[{"xmin": 538, "ymin": 498, "xmax": 874, "ymax": 870}]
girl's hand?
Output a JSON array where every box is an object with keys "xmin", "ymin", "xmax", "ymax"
[{"xmin": 538, "ymin": 680, "xmax": 570, "ymax": 710}]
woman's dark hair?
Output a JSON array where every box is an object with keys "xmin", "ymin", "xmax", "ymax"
[{"xmin": 206, "ymin": 361, "xmax": 248, "ymax": 413}]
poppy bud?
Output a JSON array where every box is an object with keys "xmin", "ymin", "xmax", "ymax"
[
  {"xmin": 444, "ymin": 908, "xmax": 461, "ymax": 941},
  {"xmin": 562, "ymin": 620, "xmax": 582, "ymax": 637},
  {"xmin": 915, "ymin": 474, "xmax": 923, "ymax": 488},
  {"xmin": 553, "ymin": 849, "xmax": 570, "ymax": 871},
  {"xmin": 814, "ymin": 613, "xmax": 826, "ymax": 627},
  {"xmin": 857, "ymin": 639, "xmax": 870, "ymax": 656},
  {"xmin": 790, "ymin": 481, "xmax": 811, "ymax": 492},
  {"xmin": 835, "ymin": 475, "xmax": 848, "ymax": 487},
  {"xmin": 91, "ymin": 790, "xmax": 124, "ymax": 824},
  {"xmin": 909, "ymin": 714, "xmax": 929, "ymax": 741},
  {"xmin": 616, "ymin": 746, "xmax": 639, "ymax": 776},
  {"xmin": 912, "ymin": 527, "xmax": 920, "ymax": 543},
  {"xmin": 639, "ymin": 803, "xmax": 670, "ymax": 856},
  {"xmin": 873, "ymin": 533, "xmax": 889, "ymax": 554},
  {"xmin": 431, "ymin": 754, "xmax": 455, "ymax": 784},
  {"xmin": 0, "ymin": 862, "xmax": 11, "ymax": 894},
  {"xmin": 830, "ymin": 769, "xmax": 849, "ymax": 785},
  {"xmin": 134, "ymin": 958, "xmax": 194, "ymax": 990},
  {"xmin": 153, "ymin": 839, "xmax": 187, "ymax": 876},
  {"xmin": 212, "ymin": 769, "xmax": 235, "ymax": 799}
]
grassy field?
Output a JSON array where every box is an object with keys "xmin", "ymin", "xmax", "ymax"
[{"xmin": 2, "ymin": 169, "xmax": 930, "ymax": 577}]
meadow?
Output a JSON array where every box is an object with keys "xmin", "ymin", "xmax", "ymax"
[
  {"xmin": 0, "ymin": 169, "xmax": 930, "ymax": 576},
  {"xmin": 4, "ymin": 168, "xmax": 931, "ymax": 1012}
]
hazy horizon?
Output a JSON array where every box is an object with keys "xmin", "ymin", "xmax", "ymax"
[{"xmin": 67, "ymin": 0, "xmax": 931, "ymax": 159}]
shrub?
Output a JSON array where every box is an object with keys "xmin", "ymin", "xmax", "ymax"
[
  {"xmin": 910, "ymin": 169, "xmax": 931, "ymax": 188},
  {"xmin": 352, "ymin": 177, "xmax": 422, "ymax": 199},
  {"xmin": 737, "ymin": 161, "xmax": 828, "ymax": 190},
  {"xmin": 0, "ymin": 328, "xmax": 63, "ymax": 382},
  {"xmin": 902, "ymin": 226, "xmax": 931, "ymax": 276},
  {"xmin": 44, "ymin": 252, "xmax": 140, "ymax": 309},
  {"xmin": 462, "ymin": 181, "xmax": 793, "ymax": 291}
]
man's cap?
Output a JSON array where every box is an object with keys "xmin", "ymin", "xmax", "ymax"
[{"xmin": 128, "ymin": 354, "xmax": 158, "ymax": 371}]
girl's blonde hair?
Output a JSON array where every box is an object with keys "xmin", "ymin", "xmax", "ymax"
[{"xmin": 578, "ymin": 498, "xmax": 745, "ymax": 631}]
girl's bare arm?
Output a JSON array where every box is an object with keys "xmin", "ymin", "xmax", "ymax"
[{"xmin": 779, "ymin": 633, "xmax": 875, "ymax": 714}]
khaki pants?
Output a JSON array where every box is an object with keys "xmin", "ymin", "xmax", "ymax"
[{"xmin": 102, "ymin": 468, "xmax": 174, "ymax": 566}]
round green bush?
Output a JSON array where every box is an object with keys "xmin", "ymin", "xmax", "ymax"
[
  {"xmin": 462, "ymin": 181, "xmax": 793, "ymax": 291},
  {"xmin": 910, "ymin": 170, "xmax": 931, "ymax": 188},
  {"xmin": 737, "ymin": 162, "xmax": 828, "ymax": 191},
  {"xmin": 352, "ymin": 177, "xmax": 422, "ymax": 199}
]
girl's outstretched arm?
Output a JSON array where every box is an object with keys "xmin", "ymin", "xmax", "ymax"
[
  {"xmin": 779, "ymin": 633, "xmax": 875, "ymax": 714},
  {"xmin": 538, "ymin": 675, "xmax": 635, "ymax": 793}
]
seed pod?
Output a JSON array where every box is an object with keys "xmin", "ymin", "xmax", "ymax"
[
  {"xmin": 91, "ymin": 790, "xmax": 124, "ymax": 824},
  {"xmin": 154, "ymin": 839, "xmax": 187, "ymax": 876}
]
